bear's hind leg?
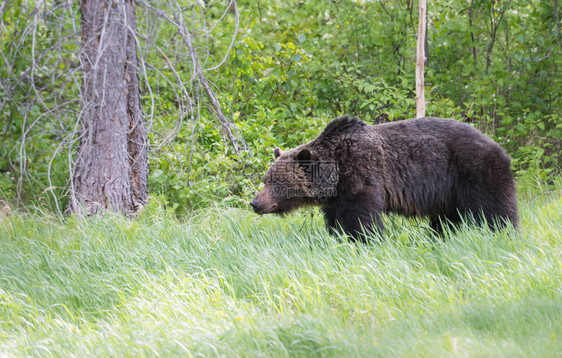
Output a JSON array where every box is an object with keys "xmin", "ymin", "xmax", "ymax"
[
  {"xmin": 455, "ymin": 148, "xmax": 518, "ymax": 230},
  {"xmin": 456, "ymin": 184, "xmax": 516, "ymax": 231}
]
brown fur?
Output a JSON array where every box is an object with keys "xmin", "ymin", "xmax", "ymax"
[{"xmin": 251, "ymin": 116, "xmax": 518, "ymax": 242}]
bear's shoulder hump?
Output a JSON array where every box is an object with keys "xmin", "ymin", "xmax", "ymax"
[{"xmin": 320, "ymin": 116, "xmax": 367, "ymax": 138}]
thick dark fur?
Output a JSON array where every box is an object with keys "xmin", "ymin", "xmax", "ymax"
[{"xmin": 251, "ymin": 116, "xmax": 518, "ymax": 242}]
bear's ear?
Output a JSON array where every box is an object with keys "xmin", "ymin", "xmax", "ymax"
[
  {"xmin": 297, "ymin": 148, "xmax": 312, "ymax": 163},
  {"xmin": 274, "ymin": 147, "xmax": 283, "ymax": 159}
]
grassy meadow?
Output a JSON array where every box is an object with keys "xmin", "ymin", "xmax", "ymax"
[{"xmin": 1, "ymin": 179, "xmax": 561, "ymax": 357}]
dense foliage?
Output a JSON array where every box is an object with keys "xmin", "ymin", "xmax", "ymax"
[{"xmin": 0, "ymin": 0, "xmax": 560, "ymax": 213}]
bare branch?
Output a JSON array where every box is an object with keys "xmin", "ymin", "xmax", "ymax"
[
  {"xmin": 1, "ymin": 0, "xmax": 247, "ymax": 212},
  {"xmin": 204, "ymin": 0, "xmax": 239, "ymax": 72}
]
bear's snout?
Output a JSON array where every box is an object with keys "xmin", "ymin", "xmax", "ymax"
[
  {"xmin": 250, "ymin": 190, "xmax": 279, "ymax": 215},
  {"xmin": 250, "ymin": 199, "xmax": 259, "ymax": 213}
]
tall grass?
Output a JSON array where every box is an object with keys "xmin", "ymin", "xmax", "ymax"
[{"xmin": 1, "ymin": 180, "xmax": 561, "ymax": 357}]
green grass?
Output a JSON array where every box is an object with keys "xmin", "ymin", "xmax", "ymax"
[{"xmin": 1, "ymin": 180, "xmax": 561, "ymax": 357}]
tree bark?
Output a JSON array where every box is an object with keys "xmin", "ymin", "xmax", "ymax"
[
  {"xmin": 68, "ymin": 0, "xmax": 148, "ymax": 215},
  {"xmin": 424, "ymin": 6, "xmax": 429, "ymax": 66},
  {"xmin": 416, "ymin": 0, "xmax": 427, "ymax": 118}
]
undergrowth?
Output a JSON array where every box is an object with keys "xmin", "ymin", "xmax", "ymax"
[{"xmin": 0, "ymin": 179, "xmax": 561, "ymax": 357}]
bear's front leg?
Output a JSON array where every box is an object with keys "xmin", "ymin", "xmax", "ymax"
[
  {"xmin": 333, "ymin": 185, "xmax": 384, "ymax": 242},
  {"xmin": 321, "ymin": 205, "xmax": 338, "ymax": 235}
]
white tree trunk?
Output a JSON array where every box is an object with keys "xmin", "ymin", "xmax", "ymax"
[{"xmin": 416, "ymin": 0, "xmax": 427, "ymax": 118}]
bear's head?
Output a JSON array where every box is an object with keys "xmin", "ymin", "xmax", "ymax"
[{"xmin": 250, "ymin": 147, "xmax": 338, "ymax": 215}]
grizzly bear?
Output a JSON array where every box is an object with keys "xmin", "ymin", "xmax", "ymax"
[{"xmin": 250, "ymin": 116, "xmax": 518, "ymax": 242}]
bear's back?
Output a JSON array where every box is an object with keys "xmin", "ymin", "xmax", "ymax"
[{"xmin": 375, "ymin": 117, "xmax": 505, "ymax": 162}]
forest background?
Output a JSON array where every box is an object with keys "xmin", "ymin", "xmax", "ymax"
[{"xmin": 0, "ymin": 0, "xmax": 560, "ymax": 213}]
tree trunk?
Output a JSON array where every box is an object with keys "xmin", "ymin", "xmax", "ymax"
[
  {"xmin": 68, "ymin": 0, "xmax": 148, "ymax": 215},
  {"xmin": 424, "ymin": 6, "xmax": 429, "ymax": 66},
  {"xmin": 415, "ymin": 0, "xmax": 427, "ymax": 118}
]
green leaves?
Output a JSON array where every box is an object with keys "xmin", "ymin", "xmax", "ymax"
[{"xmin": 1, "ymin": 0, "xmax": 559, "ymax": 211}]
